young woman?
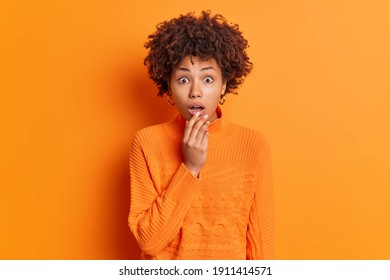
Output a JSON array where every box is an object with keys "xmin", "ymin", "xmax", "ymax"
[{"xmin": 128, "ymin": 11, "xmax": 275, "ymax": 260}]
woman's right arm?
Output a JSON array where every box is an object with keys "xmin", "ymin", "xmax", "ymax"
[
  {"xmin": 128, "ymin": 134, "xmax": 200, "ymax": 257},
  {"xmin": 128, "ymin": 113, "xmax": 210, "ymax": 257}
]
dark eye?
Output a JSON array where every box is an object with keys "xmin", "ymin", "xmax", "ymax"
[
  {"xmin": 204, "ymin": 77, "xmax": 214, "ymax": 83},
  {"xmin": 178, "ymin": 77, "xmax": 189, "ymax": 84}
]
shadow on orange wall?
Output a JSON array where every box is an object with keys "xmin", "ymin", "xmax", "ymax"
[{"xmin": 101, "ymin": 54, "xmax": 176, "ymax": 259}]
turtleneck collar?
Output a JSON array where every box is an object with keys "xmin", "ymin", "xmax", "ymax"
[{"xmin": 164, "ymin": 109, "xmax": 238, "ymax": 149}]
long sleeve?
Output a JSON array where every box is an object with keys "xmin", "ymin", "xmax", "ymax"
[
  {"xmin": 128, "ymin": 116, "xmax": 275, "ymax": 260},
  {"xmin": 246, "ymin": 135, "xmax": 275, "ymax": 259},
  {"xmin": 128, "ymin": 132, "xmax": 199, "ymax": 257}
]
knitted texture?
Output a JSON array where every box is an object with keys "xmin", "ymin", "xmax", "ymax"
[{"xmin": 128, "ymin": 114, "xmax": 275, "ymax": 259}]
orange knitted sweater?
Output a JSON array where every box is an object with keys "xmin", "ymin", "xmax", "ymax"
[{"xmin": 128, "ymin": 114, "xmax": 275, "ymax": 260}]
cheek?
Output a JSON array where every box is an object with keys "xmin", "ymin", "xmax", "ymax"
[
  {"xmin": 171, "ymin": 90, "xmax": 187, "ymax": 106},
  {"xmin": 205, "ymin": 90, "xmax": 222, "ymax": 107},
  {"xmin": 171, "ymin": 85, "xmax": 185, "ymax": 98},
  {"xmin": 209, "ymin": 84, "xmax": 224, "ymax": 98}
]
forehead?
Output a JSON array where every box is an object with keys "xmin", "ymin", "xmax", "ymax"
[{"xmin": 175, "ymin": 56, "xmax": 220, "ymax": 71}]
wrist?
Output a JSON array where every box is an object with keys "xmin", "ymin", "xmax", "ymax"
[{"xmin": 183, "ymin": 162, "xmax": 201, "ymax": 178}]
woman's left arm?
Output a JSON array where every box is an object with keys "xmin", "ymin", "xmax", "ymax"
[{"xmin": 246, "ymin": 135, "xmax": 275, "ymax": 259}]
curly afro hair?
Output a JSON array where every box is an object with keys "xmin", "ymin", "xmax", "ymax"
[{"xmin": 144, "ymin": 11, "xmax": 253, "ymax": 97}]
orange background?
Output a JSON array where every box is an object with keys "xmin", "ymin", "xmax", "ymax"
[{"xmin": 1, "ymin": 0, "xmax": 389, "ymax": 259}]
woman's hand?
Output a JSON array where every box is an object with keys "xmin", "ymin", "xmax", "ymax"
[{"xmin": 182, "ymin": 112, "xmax": 210, "ymax": 178}]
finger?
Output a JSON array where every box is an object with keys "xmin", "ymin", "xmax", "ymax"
[
  {"xmin": 183, "ymin": 112, "xmax": 201, "ymax": 142},
  {"xmin": 200, "ymin": 127, "xmax": 209, "ymax": 147},
  {"xmin": 195, "ymin": 120, "xmax": 210, "ymax": 143},
  {"xmin": 188, "ymin": 114, "xmax": 209, "ymax": 141}
]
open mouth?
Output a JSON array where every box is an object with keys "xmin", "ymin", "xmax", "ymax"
[{"xmin": 188, "ymin": 105, "xmax": 205, "ymax": 116}]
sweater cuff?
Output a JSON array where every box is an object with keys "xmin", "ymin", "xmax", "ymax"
[{"xmin": 164, "ymin": 163, "xmax": 200, "ymax": 206}]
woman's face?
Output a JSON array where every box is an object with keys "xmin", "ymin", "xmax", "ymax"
[{"xmin": 169, "ymin": 56, "xmax": 226, "ymax": 122}]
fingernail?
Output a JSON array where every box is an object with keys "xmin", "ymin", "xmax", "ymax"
[
  {"xmin": 195, "ymin": 112, "xmax": 200, "ymax": 117},
  {"xmin": 203, "ymin": 114, "xmax": 208, "ymax": 118},
  {"xmin": 206, "ymin": 121, "xmax": 210, "ymax": 124}
]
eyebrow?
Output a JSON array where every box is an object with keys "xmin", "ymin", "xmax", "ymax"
[{"xmin": 176, "ymin": 66, "xmax": 216, "ymax": 72}]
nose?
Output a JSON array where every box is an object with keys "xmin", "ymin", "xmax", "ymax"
[{"xmin": 189, "ymin": 81, "xmax": 202, "ymax": 99}]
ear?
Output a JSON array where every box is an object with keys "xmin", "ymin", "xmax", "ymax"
[{"xmin": 221, "ymin": 80, "xmax": 227, "ymax": 95}]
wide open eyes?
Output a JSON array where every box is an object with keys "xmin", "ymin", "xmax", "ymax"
[
  {"xmin": 178, "ymin": 77, "xmax": 189, "ymax": 84},
  {"xmin": 204, "ymin": 76, "xmax": 214, "ymax": 83},
  {"xmin": 177, "ymin": 76, "xmax": 214, "ymax": 84}
]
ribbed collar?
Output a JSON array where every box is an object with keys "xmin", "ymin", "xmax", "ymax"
[{"xmin": 164, "ymin": 110, "xmax": 238, "ymax": 149}]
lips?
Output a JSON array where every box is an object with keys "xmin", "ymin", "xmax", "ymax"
[{"xmin": 188, "ymin": 104, "xmax": 205, "ymax": 116}]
